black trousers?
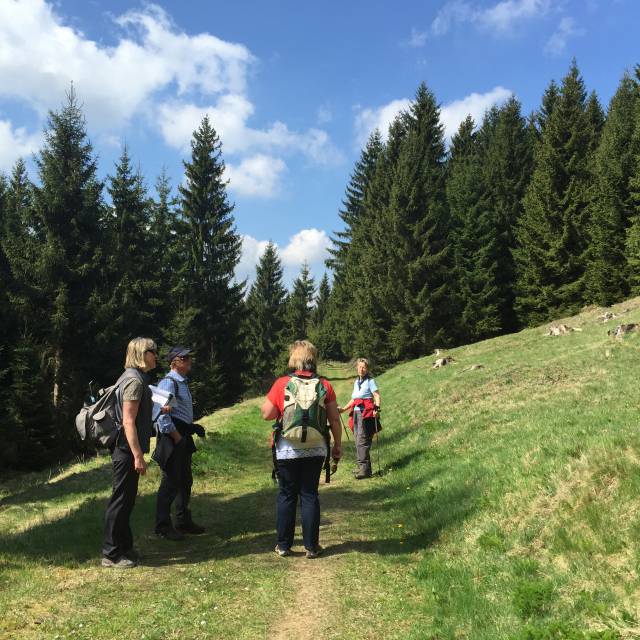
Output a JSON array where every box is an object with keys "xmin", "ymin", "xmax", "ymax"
[
  {"xmin": 155, "ymin": 438, "xmax": 194, "ymax": 531},
  {"xmin": 102, "ymin": 446, "xmax": 139, "ymax": 561},
  {"xmin": 276, "ymin": 457, "xmax": 324, "ymax": 551}
]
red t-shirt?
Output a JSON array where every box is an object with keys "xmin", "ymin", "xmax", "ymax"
[{"xmin": 267, "ymin": 370, "xmax": 336, "ymax": 418}]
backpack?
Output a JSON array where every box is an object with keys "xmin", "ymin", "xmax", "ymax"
[
  {"xmin": 280, "ymin": 375, "xmax": 328, "ymax": 446},
  {"xmin": 75, "ymin": 371, "xmax": 140, "ymax": 449}
]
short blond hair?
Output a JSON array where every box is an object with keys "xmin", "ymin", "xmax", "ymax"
[
  {"xmin": 288, "ymin": 340, "xmax": 318, "ymax": 371},
  {"xmin": 356, "ymin": 357, "xmax": 370, "ymax": 370},
  {"xmin": 125, "ymin": 337, "xmax": 157, "ymax": 370}
]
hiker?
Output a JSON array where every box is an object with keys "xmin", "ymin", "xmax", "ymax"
[
  {"xmin": 261, "ymin": 340, "xmax": 341, "ymax": 559},
  {"xmin": 154, "ymin": 346, "xmax": 206, "ymax": 540},
  {"xmin": 339, "ymin": 358, "xmax": 381, "ymax": 479},
  {"xmin": 102, "ymin": 337, "xmax": 157, "ymax": 569}
]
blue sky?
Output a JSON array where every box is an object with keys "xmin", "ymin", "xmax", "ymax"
[{"xmin": 0, "ymin": 0, "xmax": 638, "ymax": 285}]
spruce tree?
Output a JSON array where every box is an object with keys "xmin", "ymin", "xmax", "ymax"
[
  {"xmin": 482, "ymin": 96, "xmax": 534, "ymax": 332},
  {"xmin": 447, "ymin": 115, "xmax": 501, "ymax": 342},
  {"xmin": 309, "ymin": 272, "xmax": 341, "ymax": 359},
  {"xmin": 99, "ymin": 147, "xmax": 161, "ymax": 380},
  {"xmin": 286, "ymin": 261, "xmax": 315, "ymax": 342},
  {"xmin": 172, "ymin": 115, "xmax": 246, "ymax": 411},
  {"xmin": 624, "ymin": 71, "xmax": 640, "ymax": 292},
  {"xmin": 347, "ymin": 110, "xmax": 411, "ymax": 364},
  {"xmin": 586, "ymin": 74, "xmax": 638, "ymax": 305},
  {"xmin": 245, "ymin": 242, "xmax": 287, "ymax": 390},
  {"xmin": 515, "ymin": 61, "xmax": 597, "ymax": 324},
  {"xmin": 384, "ymin": 83, "xmax": 454, "ymax": 359},
  {"xmin": 31, "ymin": 88, "xmax": 105, "ymax": 435}
]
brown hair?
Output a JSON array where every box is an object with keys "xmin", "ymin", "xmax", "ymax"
[{"xmin": 288, "ymin": 340, "xmax": 318, "ymax": 371}]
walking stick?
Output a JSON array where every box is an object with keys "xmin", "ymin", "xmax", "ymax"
[
  {"xmin": 338, "ymin": 412, "xmax": 351, "ymax": 441},
  {"xmin": 374, "ymin": 412, "xmax": 383, "ymax": 476}
]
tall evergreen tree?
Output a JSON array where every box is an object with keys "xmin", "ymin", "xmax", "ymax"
[
  {"xmin": 447, "ymin": 115, "xmax": 501, "ymax": 342},
  {"xmin": 286, "ymin": 261, "xmax": 315, "ymax": 342},
  {"xmin": 171, "ymin": 115, "xmax": 246, "ymax": 411},
  {"xmin": 245, "ymin": 242, "xmax": 287, "ymax": 390},
  {"xmin": 98, "ymin": 147, "xmax": 161, "ymax": 380},
  {"xmin": 515, "ymin": 61, "xmax": 597, "ymax": 324},
  {"xmin": 482, "ymin": 96, "xmax": 534, "ymax": 332},
  {"xmin": 309, "ymin": 272, "xmax": 341, "ymax": 359},
  {"xmin": 586, "ymin": 74, "xmax": 638, "ymax": 305},
  {"xmin": 384, "ymin": 83, "xmax": 454, "ymax": 359},
  {"xmin": 624, "ymin": 68, "xmax": 640, "ymax": 292},
  {"xmin": 31, "ymin": 88, "xmax": 105, "ymax": 435},
  {"xmin": 346, "ymin": 110, "xmax": 411, "ymax": 364}
]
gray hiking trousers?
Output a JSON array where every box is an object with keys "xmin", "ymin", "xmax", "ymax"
[{"xmin": 354, "ymin": 410, "xmax": 373, "ymax": 476}]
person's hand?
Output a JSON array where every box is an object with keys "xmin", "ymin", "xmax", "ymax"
[
  {"xmin": 170, "ymin": 431, "xmax": 182, "ymax": 444},
  {"xmin": 332, "ymin": 444, "xmax": 342, "ymax": 460},
  {"xmin": 193, "ymin": 424, "xmax": 206, "ymax": 438},
  {"xmin": 160, "ymin": 405, "xmax": 172, "ymax": 414},
  {"xmin": 134, "ymin": 454, "xmax": 147, "ymax": 475}
]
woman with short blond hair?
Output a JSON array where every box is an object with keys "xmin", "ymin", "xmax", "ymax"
[
  {"xmin": 261, "ymin": 340, "xmax": 342, "ymax": 558},
  {"xmin": 339, "ymin": 357, "xmax": 381, "ymax": 479},
  {"xmin": 102, "ymin": 337, "xmax": 157, "ymax": 569}
]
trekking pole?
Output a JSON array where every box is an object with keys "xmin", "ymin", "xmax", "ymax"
[
  {"xmin": 338, "ymin": 413, "xmax": 351, "ymax": 441},
  {"xmin": 375, "ymin": 413, "xmax": 383, "ymax": 476}
]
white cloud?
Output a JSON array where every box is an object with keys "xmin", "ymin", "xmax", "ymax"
[
  {"xmin": 431, "ymin": 0, "xmax": 551, "ymax": 36},
  {"xmin": 280, "ymin": 228, "xmax": 331, "ymax": 266},
  {"xmin": 440, "ymin": 86, "xmax": 512, "ymax": 137},
  {"xmin": 354, "ymin": 98, "xmax": 412, "ymax": 147},
  {"xmin": 543, "ymin": 16, "xmax": 585, "ymax": 56},
  {"xmin": 406, "ymin": 28, "xmax": 429, "ymax": 47},
  {"xmin": 354, "ymin": 86, "xmax": 512, "ymax": 147},
  {"xmin": 0, "ymin": 0, "xmax": 342, "ymax": 197},
  {"xmin": 0, "ymin": 119, "xmax": 41, "ymax": 171},
  {"xmin": 237, "ymin": 228, "xmax": 331, "ymax": 286},
  {"xmin": 225, "ymin": 154, "xmax": 286, "ymax": 198},
  {"xmin": 237, "ymin": 234, "xmax": 271, "ymax": 283},
  {"xmin": 0, "ymin": 0, "xmax": 253, "ymax": 128}
]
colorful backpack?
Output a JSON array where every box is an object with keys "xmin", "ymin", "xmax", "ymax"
[{"xmin": 280, "ymin": 375, "xmax": 328, "ymax": 447}]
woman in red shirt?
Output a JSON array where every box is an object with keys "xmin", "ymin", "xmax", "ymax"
[{"xmin": 261, "ymin": 340, "xmax": 341, "ymax": 558}]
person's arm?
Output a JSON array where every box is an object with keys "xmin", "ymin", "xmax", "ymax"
[
  {"xmin": 325, "ymin": 400, "xmax": 342, "ymax": 460},
  {"xmin": 156, "ymin": 377, "xmax": 182, "ymax": 444},
  {"xmin": 261, "ymin": 398, "xmax": 279, "ymax": 421},
  {"xmin": 122, "ymin": 400, "xmax": 147, "ymax": 475},
  {"xmin": 339, "ymin": 399, "xmax": 354, "ymax": 414},
  {"xmin": 373, "ymin": 391, "xmax": 381, "ymax": 411}
]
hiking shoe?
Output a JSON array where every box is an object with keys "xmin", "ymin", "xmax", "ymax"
[
  {"xmin": 156, "ymin": 527, "xmax": 185, "ymax": 541},
  {"xmin": 274, "ymin": 545, "xmax": 291, "ymax": 557},
  {"xmin": 176, "ymin": 521, "xmax": 206, "ymax": 535},
  {"xmin": 305, "ymin": 545, "xmax": 324, "ymax": 559},
  {"xmin": 355, "ymin": 471, "xmax": 372, "ymax": 480},
  {"xmin": 101, "ymin": 556, "xmax": 137, "ymax": 569}
]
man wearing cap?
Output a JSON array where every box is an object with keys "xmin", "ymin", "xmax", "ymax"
[{"xmin": 154, "ymin": 345, "xmax": 206, "ymax": 539}]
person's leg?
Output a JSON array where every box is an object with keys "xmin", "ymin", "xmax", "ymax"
[
  {"xmin": 355, "ymin": 413, "xmax": 372, "ymax": 477},
  {"xmin": 155, "ymin": 440, "xmax": 182, "ymax": 533},
  {"xmin": 299, "ymin": 457, "xmax": 324, "ymax": 551},
  {"xmin": 175, "ymin": 449, "xmax": 193, "ymax": 527},
  {"xmin": 103, "ymin": 447, "xmax": 138, "ymax": 560},
  {"xmin": 276, "ymin": 460, "xmax": 299, "ymax": 550}
]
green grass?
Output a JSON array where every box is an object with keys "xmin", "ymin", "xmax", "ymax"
[{"xmin": 3, "ymin": 299, "xmax": 640, "ymax": 638}]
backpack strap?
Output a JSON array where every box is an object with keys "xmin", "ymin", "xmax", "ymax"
[{"xmin": 162, "ymin": 375, "xmax": 180, "ymax": 400}]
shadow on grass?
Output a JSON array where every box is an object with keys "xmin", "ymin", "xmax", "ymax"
[
  {"xmin": 0, "ymin": 463, "xmax": 112, "ymax": 509},
  {"xmin": 0, "ymin": 457, "xmax": 482, "ymax": 569}
]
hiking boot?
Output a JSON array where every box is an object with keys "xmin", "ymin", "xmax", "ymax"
[
  {"xmin": 305, "ymin": 545, "xmax": 324, "ymax": 559},
  {"xmin": 101, "ymin": 556, "xmax": 137, "ymax": 569},
  {"xmin": 355, "ymin": 471, "xmax": 372, "ymax": 480},
  {"xmin": 156, "ymin": 527, "xmax": 185, "ymax": 541},
  {"xmin": 176, "ymin": 521, "xmax": 206, "ymax": 535},
  {"xmin": 274, "ymin": 545, "xmax": 291, "ymax": 557}
]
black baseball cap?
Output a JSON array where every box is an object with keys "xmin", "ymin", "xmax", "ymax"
[{"xmin": 166, "ymin": 345, "xmax": 192, "ymax": 364}]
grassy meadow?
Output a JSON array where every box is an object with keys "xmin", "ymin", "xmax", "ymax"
[{"xmin": 3, "ymin": 299, "xmax": 640, "ymax": 638}]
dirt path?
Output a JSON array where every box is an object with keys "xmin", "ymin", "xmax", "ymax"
[{"xmin": 267, "ymin": 481, "xmax": 353, "ymax": 640}]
